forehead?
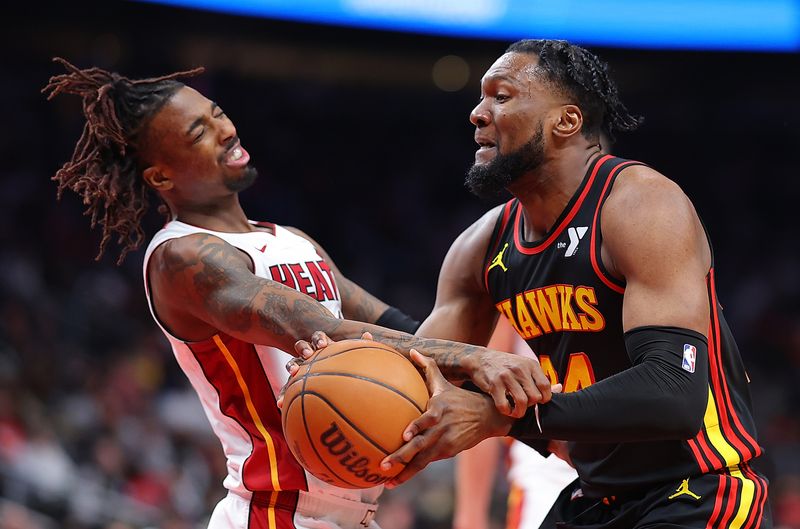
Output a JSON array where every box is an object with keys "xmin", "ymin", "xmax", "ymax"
[
  {"xmin": 481, "ymin": 52, "xmax": 541, "ymax": 86},
  {"xmin": 148, "ymin": 86, "xmax": 211, "ymax": 134}
]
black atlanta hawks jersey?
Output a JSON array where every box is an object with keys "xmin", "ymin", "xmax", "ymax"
[{"xmin": 484, "ymin": 155, "xmax": 764, "ymax": 497}]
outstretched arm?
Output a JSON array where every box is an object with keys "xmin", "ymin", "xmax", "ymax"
[{"xmin": 149, "ymin": 232, "xmax": 547, "ymax": 417}]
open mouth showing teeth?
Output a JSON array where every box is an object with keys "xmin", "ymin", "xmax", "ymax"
[
  {"xmin": 478, "ymin": 141, "xmax": 496, "ymax": 148},
  {"xmin": 230, "ymin": 147, "xmax": 243, "ymax": 161}
]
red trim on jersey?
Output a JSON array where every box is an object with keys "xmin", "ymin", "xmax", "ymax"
[
  {"xmin": 693, "ymin": 427, "xmax": 724, "ymax": 472},
  {"xmin": 250, "ymin": 491, "xmax": 300, "ymax": 529},
  {"xmin": 248, "ymin": 503, "xmax": 270, "ymax": 529},
  {"xmin": 741, "ymin": 463, "xmax": 768, "ymax": 529},
  {"xmin": 687, "ymin": 438, "xmax": 711, "ymax": 473},
  {"xmin": 512, "ymin": 154, "xmax": 613, "ymax": 255},
  {"xmin": 708, "ymin": 270, "xmax": 761, "ymax": 460},
  {"xmin": 188, "ymin": 335, "xmax": 307, "ymax": 493},
  {"xmin": 253, "ymin": 220, "xmax": 277, "ymax": 235},
  {"xmin": 589, "ymin": 161, "xmax": 637, "ymax": 294},
  {"xmin": 716, "ymin": 475, "xmax": 740, "ymax": 529},
  {"xmin": 706, "ymin": 474, "xmax": 727, "ymax": 529},
  {"xmin": 484, "ymin": 199, "xmax": 516, "ymax": 292}
]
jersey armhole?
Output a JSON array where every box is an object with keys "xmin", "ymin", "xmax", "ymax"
[
  {"xmin": 590, "ymin": 160, "xmax": 647, "ymax": 293},
  {"xmin": 144, "ymin": 237, "xmax": 257, "ymax": 343},
  {"xmin": 483, "ymin": 199, "xmax": 516, "ymax": 292},
  {"xmin": 144, "ymin": 240, "xmax": 193, "ymax": 342}
]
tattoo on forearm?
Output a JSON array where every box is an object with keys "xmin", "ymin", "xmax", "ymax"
[
  {"xmin": 340, "ymin": 280, "xmax": 383, "ymax": 324},
  {"xmin": 341, "ymin": 325, "xmax": 481, "ymax": 379},
  {"xmin": 164, "ymin": 235, "xmax": 340, "ymax": 343}
]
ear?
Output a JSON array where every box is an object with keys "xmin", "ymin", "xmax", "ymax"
[
  {"xmin": 142, "ymin": 165, "xmax": 173, "ymax": 192},
  {"xmin": 552, "ymin": 104, "xmax": 583, "ymax": 139}
]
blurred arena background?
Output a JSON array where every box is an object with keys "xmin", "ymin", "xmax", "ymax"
[{"xmin": 1, "ymin": 1, "xmax": 799, "ymax": 527}]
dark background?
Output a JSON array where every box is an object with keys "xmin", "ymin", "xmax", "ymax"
[{"xmin": 0, "ymin": 2, "xmax": 798, "ymax": 528}]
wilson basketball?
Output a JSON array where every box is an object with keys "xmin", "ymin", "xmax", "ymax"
[{"xmin": 281, "ymin": 339, "xmax": 429, "ymax": 489}]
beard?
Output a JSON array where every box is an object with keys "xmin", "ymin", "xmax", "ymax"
[
  {"xmin": 224, "ymin": 165, "xmax": 259, "ymax": 193},
  {"xmin": 465, "ymin": 123, "xmax": 545, "ymax": 199}
]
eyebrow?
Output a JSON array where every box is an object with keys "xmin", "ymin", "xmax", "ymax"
[
  {"xmin": 186, "ymin": 101, "xmax": 219, "ymax": 137},
  {"xmin": 482, "ymin": 73, "xmax": 519, "ymax": 86}
]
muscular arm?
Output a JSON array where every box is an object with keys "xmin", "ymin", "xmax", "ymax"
[
  {"xmin": 416, "ymin": 206, "xmax": 501, "ymax": 345},
  {"xmin": 511, "ymin": 166, "xmax": 712, "ymax": 442},
  {"xmin": 149, "ymin": 233, "xmax": 486, "ymax": 379},
  {"xmin": 413, "ymin": 207, "xmax": 552, "ymax": 411}
]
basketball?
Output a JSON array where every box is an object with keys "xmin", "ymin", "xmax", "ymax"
[{"xmin": 281, "ymin": 339, "xmax": 429, "ymax": 489}]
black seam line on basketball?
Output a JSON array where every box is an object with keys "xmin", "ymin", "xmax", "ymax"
[
  {"xmin": 299, "ymin": 390, "xmax": 393, "ymax": 456},
  {"xmin": 290, "ymin": 344, "xmax": 406, "ymax": 387},
  {"xmin": 298, "ymin": 355, "xmax": 365, "ymax": 489},
  {"xmin": 309, "ymin": 344, "xmax": 406, "ymax": 363},
  {"xmin": 298, "ymin": 393, "xmax": 365, "ymax": 489},
  {"xmin": 301, "ymin": 372, "xmax": 425, "ymax": 415}
]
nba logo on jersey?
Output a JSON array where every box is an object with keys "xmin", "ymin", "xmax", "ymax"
[{"xmin": 682, "ymin": 344, "xmax": 696, "ymax": 373}]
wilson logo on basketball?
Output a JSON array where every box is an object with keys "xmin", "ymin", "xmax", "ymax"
[{"xmin": 320, "ymin": 422, "xmax": 389, "ymax": 485}]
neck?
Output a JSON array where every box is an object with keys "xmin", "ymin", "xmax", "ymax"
[
  {"xmin": 172, "ymin": 194, "xmax": 254, "ymax": 232},
  {"xmin": 508, "ymin": 142, "xmax": 602, "ymax": 241}
]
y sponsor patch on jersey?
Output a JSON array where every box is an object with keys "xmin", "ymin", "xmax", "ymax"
[{"xmin": 682, "ymin": 344, "xmax": 696, "ymax": 373}]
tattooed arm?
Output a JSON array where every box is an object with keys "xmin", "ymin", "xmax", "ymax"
[
  {"xmin": 148, "ymin": 233, "xmax": 546, "ymax": 415},
  {"xmin": 283, "ymin": 226, "xmax": 389, "ymax": 324}
]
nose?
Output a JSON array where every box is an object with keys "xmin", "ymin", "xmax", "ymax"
[
  {"xmin": 217, "ymin": 115, "xmax": 237, "ymax": 145},
  {"xmin": 470, "ymin": 99, "xmax": 490, "ymax": 128}
]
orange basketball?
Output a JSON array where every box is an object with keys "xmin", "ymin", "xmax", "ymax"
[{"xmin": 281, "ymin": 339, "xmax": 429, "ymax": 489}]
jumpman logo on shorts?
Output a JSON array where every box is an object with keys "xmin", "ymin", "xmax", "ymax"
[
  {"xmin": 668, "ymin": 478, "xmax": 702, "ymax": 500},
  {"xmin": 488, "ymin": 243, "xmax": 510, "ymax": 273}
]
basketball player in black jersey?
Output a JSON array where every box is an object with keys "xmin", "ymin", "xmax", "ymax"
[
  {"xmin": 46, "ymin": 58, "xmax": 560, "ymax": 528},
  {"xmin": 371, "ymin": 40, "xmax": 771, "ymax": 528}
]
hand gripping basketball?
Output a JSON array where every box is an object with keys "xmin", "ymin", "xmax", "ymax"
[
  {"xmin": 463, "ymin": 350, "xmax": 554, "ymax": 418},
  {"xmin": 280, "ymin": 337, "xmax": 429, "ymax": 489},
  {"xmin": 380, "ymin": 350, "xmax": 516, "ymax": 488}
]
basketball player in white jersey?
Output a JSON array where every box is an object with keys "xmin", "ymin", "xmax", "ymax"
[
  {"xmin": 454, "ymin": 318, "xmax": 576, "ymax": 529},
  {"xmin": 45, "ymin": 61, "xmax": 553, "ymax": 529}
]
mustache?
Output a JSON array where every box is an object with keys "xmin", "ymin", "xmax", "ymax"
[{"xmin": 218, "ymin": 136, "xmax": 240, "ymax": 163}]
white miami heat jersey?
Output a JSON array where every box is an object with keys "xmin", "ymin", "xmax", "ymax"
[{"xmin": 142, "ymin": 219, "xmax": 383, "ymax": 511}]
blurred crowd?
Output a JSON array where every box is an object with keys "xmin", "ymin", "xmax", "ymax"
[{"xmin": 1, "ymin": 3, "xmax": 799, "ymax": 528}]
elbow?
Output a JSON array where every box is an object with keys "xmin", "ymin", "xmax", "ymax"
[{"xmin": 668, "ymin": 385, "xmax": 708, "ymax": 440}]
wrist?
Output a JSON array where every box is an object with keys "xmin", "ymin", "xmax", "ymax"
[
  {"xmin": 483, "ymin": 394, "xmax": 515, "ymax": 437},
  {"xmin": 459, "ymin": 349, "xmax": 483, "ymax": 379}
]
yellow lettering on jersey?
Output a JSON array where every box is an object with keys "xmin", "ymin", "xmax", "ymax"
[
  {"xmin": 563, "ymin": 352, "xmax": 596, "ymax": 392},
  {"xmin": 538, "ymin": 354, "xmax": 559, "ymax": 385},
  {"xmin": 496, "ymin": 300, "xmax": 525, "ymax": 336},
  {"xmin": 498, "ymin": 284, "xmax": 604, "ymax": 337},
  {"xmin": 526, "ymin": 287, "xmax": 563, "ymax": 333},
  {"xmin": 558, "ymin": 285, "xmax": 583, "ymax": 331},
  {"xmin": 575, "ymin": 286, "xmax": 605, "ymax": 331},
  {"xmin": 514, "ymin": 293, "xmax": 542, "ymax": 339}
]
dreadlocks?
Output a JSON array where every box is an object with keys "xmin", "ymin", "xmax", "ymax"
[
  {"xmin": 42, "ymin": 58, "xmax": 204, "ymax": 264},
  {"xmin": 505, "ymin": 39, "xmax": 643, "ymax": 141}
]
